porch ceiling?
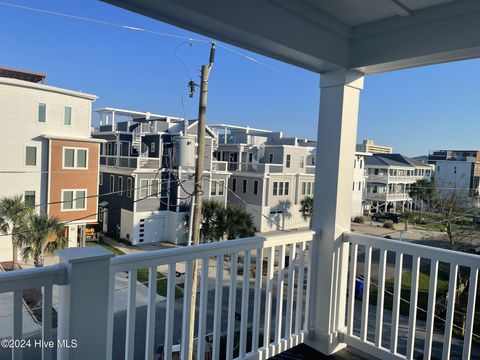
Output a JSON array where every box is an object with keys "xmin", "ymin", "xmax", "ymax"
[{"xmin": 104, "ymin": 0, "xmax": 480, "ymax": 74}]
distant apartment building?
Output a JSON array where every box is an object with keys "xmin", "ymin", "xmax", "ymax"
[
  {"xmin": 211, "ymin": 124, "xmax": 368, "ymax": 231},
  {"xmin": 0, "ymin": 67, "xmax": 102, "ymax": 261},
  {"xmin": 428, "ymin": 150, "xmax": 480, "ymax": 202},
  {"xmin": 92, "ymin": 108, "xmax": 229, "ymax": 245},
  {"xmin": 365, "ymin": 153, "xmax": 432, "ymax": 213},
  {"xmin": 356, "ymin": 139, "xmax": 393, "ymax": 154}
]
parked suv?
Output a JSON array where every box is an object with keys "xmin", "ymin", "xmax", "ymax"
[{"xmin": 371, "ymin": 212, "xmax": 400, "ymax": 223}]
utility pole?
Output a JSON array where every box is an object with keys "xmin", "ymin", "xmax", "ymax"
[{"xmin": 187, "ymin": 42, "xmax": 215, "ymax": 360}]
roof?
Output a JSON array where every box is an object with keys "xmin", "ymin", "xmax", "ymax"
[
  {"xmin": 365, "ymin": 153, "xmax": 427, "ymax": 167},
  {"xmin": 104, "ymin": 0, "xmax": 477, "ymax": 74},
  {"xmin": 0, "ymin": 66, "xmax": 47, "ymax": 83},
  {"xmin": 0, "ymin": 77, "xmax": 97, "ymax": 100},
  {"xmin": 42, "ymin": 134, "xmax": 107, "ymax": 143}
]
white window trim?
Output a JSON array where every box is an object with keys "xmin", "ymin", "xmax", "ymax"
[
  {"xmin": 25, "ymin": 145, "xmax": 38, "ymax": 167},
  {"xmin": 211, "ymin": 181, "xmax": 217, "ymax": 196},
  {"xmin": 127, "ymin": 178, "xmax": 133, "ymax": 197},
  {"xmin": 38, "ymin": 103, "xmax": 46, "ymax": 123},
  {"xmin": 150, "ymin": 179, "xmax": 160, "ymax": 198},
  {"xmin": 64, "ymin": 106, "xmax": 72, "ymax": 126},
  {"xmin": 110, "ymin": 175, "xmax": 115, "ymax": 193},
  {"xmin": 61, "ymin": 189, "xmax": 87, "ymax": 211},
  {"xmin": 218, "ymin": 180, "xmax": 225, "ymax": 196},
  {"xmin": 139, "ymin": 179, "xmax": 149, "ymax": 198},
  {"xmin": 63, "ymin": 147, "xmax": 89, "ymax": 169},
  {"xmin": 118, "ymin": 176, "xmax": 124, "ymax": 195}
]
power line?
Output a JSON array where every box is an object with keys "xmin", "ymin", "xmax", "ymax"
[{"xmin": 0, "ymin": 1, "xmax": 315, "ymax": 88}]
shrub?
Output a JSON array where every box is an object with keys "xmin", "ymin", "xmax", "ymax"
[
  {"xmin": 383, "ymin": 220, "xmax": 394, "ymax": 229},
  {"xmin": 353, "ymin": 216, "xmax": 364, "ymax": 224}
]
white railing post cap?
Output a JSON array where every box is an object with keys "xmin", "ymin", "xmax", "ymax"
[{"xmin": 56, "ymin": 246, "xmax": 114, "ymax": 264}]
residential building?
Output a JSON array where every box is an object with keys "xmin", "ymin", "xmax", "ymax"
[
  {"xmin": 365, "ymin": 153, "xmax": 433, "ymax": 213},
  {"xmin": 356, "ymin": 139, "xmax": 393, "ymax": 154},
  {"xmin": 3, "ymin": 2, "xmax": 480, "ymax": 360},
  {"xmin": 352, "ymin": 152, "xmax": 370, "ymax": 217},
  {"xmin": 428, "ymin": 149, "xmax": 480, "ymax": 202},
  {"xmin": 92, "ymin": 108, "xmax": 229, "ymax": 245},
  {"xmin": 211, "ymin": 124, "xmax": 368, "ymax": 231},
  {"xmin": 0, "ymin": 67, "xmax": 102, "ymax": 261}
]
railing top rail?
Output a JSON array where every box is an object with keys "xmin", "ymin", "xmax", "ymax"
[
  {"xmin": 110, "ymin": 230, "xmax": 314, "ymax": 273},
  {"xmin": 0, "ymin": 264, "xmax": 67, "ymax": 293},
  {"xmin": 344, "ymin": 231, "xmax": 480, "ymax": 268}
]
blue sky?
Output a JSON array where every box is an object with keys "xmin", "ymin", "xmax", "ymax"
[{"xmin": 1, "ymin": 0, "xmax": 480, "ymax": 156}]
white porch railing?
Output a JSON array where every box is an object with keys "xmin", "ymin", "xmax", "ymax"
[
  {"xmin": 1, "ymin": 230, "xmax": 478, "ymax": 359},
  {"xmin": 0, "ymin": 265, "xmax": 67, "ymax": 360},
  {"xmin": 339, "ymin": 232, "xmax": 479, "ymax": 360},
  {"xmin": 107, "ymin": 230, "xmax": 313, "ymax": 359}
]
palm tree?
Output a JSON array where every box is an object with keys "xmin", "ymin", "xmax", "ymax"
[
  {"xmin": 16, "ymin": 213, "xmax": 67, "ymax": 267},
  {"xmin": 300, "ymin": 196, "xmax": 314, "ymax": 228},
  {"xmin": 225, "ymin": 205, "xmax": 256, "ymax": 239},
  {"xmin": 0, "ymin": 195, "xmax": 33, "ymax": 269},
  {"xmin": 200, "ymin": 200, "xmax": 224, "ymax": 242}
]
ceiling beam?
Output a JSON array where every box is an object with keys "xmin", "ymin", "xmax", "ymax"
[
  {"xmin": 350, "ymin": 1, "xmax": 480, "ymax": 73},
  {"xmin": 103, "ymin": 0, "xmax": 349, "ymax": 73}
]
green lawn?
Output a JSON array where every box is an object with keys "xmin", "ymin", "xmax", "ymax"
[
  {"xmin": 370, "ymin": 266, "xmax": 449, "ymax": 321},
  {"xmin": 369, "ymin": 262, "xmax": 480, "ymax": 344},
  {"xmin": 86, "ymin": 241, "xmax": 183, "ymax": 298}
]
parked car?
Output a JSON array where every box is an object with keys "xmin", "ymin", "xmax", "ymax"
[{"xmin": 371, "ymin": 212, "xmax": 400, "ymax": 223}]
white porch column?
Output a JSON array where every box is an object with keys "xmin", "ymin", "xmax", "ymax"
[
  {"xmin": 308, "ymin": 69, "xmax": 364, "ymax": 354},
  {"xmin": 56, "ymin": 246, "xmax": 114, "ymax": 360}
]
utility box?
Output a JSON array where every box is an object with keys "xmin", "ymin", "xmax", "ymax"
[{"xmin": 173, "ymin": 135, "xmax": 196, "ymax": 167}]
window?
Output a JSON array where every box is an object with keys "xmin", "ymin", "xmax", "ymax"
[
  {"xmin": 358, "ymin": 182, "xmax": 361, "ymax": 191},
  {"xmin": 307, "ymin": 182, "xmax": 312, "ymax": 195},
  {"xmin": 24, "ymin": 191, "xmax": 35, "ymax": 207},
  {"xmin": 63, "ymin": 148, "xmax": 88, "ymax": 169},
  {"xmin": 253, "ymin": 180, "xmax": 258, "ymax": 195},
  {"xmin": 118, "ymin": 176, "xmax": 124, "ymax": 195},
  {"xmin": 110, "ymin": 175, "xmax": 115, "ymax": 193},
  {"xmin": 232, "ymin": 178, "xmax": 237, "ymax": 192},
  {"xmin": 279, "ymin": 182, "xmax": 284, "ymax": 196},
  {"xmin": 99, "ymin": 173, "xmax": 103, "ymax": 186},
  {"xmin": 151, "ymin": 179, "xmax": 159, "ymax": 197},
  {"xmin": 354, "ymin": 159, "xmax": 357, "ymax": 168},
  {"xmin": 139, "ymin": 179, "xmax": 149, "ymax": 198},
  {"xmin": 273, "ymin": 182, "xmax": 278, "ymax": 196},
  {"xmin": 359, "ymin": 159, "xmax": 363, "ymax": 169},
  {"xmin": 302, "ymin": 182, "xmax": 306, "ymax": 195},
  {"xmin": 353, "ymin": 182, "xmax": 355, "ymax": 191},
  {"xmin": 127, "ymin": 178, "xmax": 133, "ymax": 197},
  {"xmin": 219, "ymin": 180, "xmax": 225, "ymax": 196},
  {"xmin": 243, "ymin": 179, "xmax": 247, "ymax": 193},
  {"xmin": 62, "ymin": 190, "xmax": 86, "ymax": 211},
  {"xmin": 151, "ymin": 142, "xmax": 156, "ymax": 153},
  {"xmin": 454, "ymin": 166, "xmax": 457, "ymax": 174},
  {"xmin": 25, "ymin": 146, "xmax": 37, "ymax": 166},
  {"xmin": 300, "ymin": 156, "xmax": 305, "ymax": 169},
  {"xmin": 284, "ymin": 182, "xmax": 289, "ymax": 195},
  {"xmin": 38, "ymin": 103, "xmax": 46, "ymax": 122},
  {"xmin": 269, "ymin": 153, "xmax": 274, "ymax": 163},
  {"xmin": 64, "ymin": 106, "xmax": 72, "ymax": 125},
  {"xmin": 211, "ymin": 181, "xmax": 217, "ymax": 196},
  {"xmin": 248, "ymin": 153, "xmax": 253, "ymax": 162},
  {"xmin": 286, "ymin": 154, "xmax": 291, "ymax": 168}
]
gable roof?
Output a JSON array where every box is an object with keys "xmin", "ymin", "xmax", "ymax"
[{"xmin": 365, "ymin": 153, "xmax": 426, "ymax": 167}]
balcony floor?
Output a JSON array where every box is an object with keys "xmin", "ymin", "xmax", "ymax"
[{"xmin": 272, "ymin": 343, "xmax": 375, "ymax": 360}]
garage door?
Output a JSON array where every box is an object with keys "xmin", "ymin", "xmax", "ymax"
[{"xmin": 142, "ymin": 216, "xmax": 166, "ymax": 243}]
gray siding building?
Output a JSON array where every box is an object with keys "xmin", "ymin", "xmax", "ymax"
[{"xmin": 92, "ymin": 108, "xmax": 229, "ymax": 245}]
